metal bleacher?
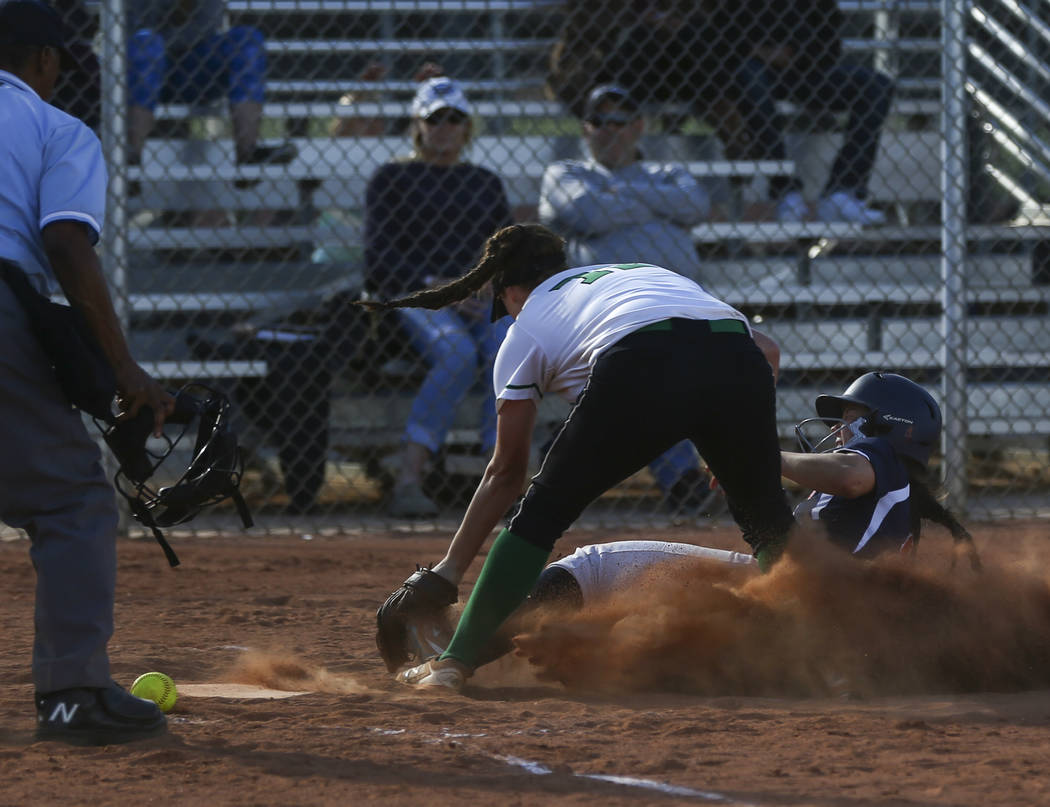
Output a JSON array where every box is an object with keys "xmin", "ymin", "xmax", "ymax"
[{"xmin": 118, "ymin": 0, "xmax": 1050, "ymax": 464}]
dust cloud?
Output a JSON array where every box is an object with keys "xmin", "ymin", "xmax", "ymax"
[
  {"xmin": 513, "ymin": 531, "xmax": 1050, "ymax": 697},
  {"xmin": 224, "ymin": 649, "xmax": 369, "ymax": 695}
]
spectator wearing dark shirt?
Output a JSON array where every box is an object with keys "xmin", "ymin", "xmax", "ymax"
[
  {"xmin": 548, "ymin": 2, "xmax": 747, "ymax": 153},
  {"xmin": 364, "ymin": 77, "xmax": 513, "ymax": 518},
  {"xmin": 127, "ymin": 0, "xmax": 295, "ymax": 166},
  {"xmin": 730, "ymin": 0, "xmax": 894, "ymax": 225},
  {"xmin": 49, "ymin": 0, "xmax": 99, "ymax": 129}
]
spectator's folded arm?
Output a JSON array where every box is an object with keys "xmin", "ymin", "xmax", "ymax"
[
  {"xmin": 624, "ymin": 165, "xmax": 711, "ymax": 226},
  {"xmin": 538, "ymin": 161, "xmax": 654, "ymax": 235}
]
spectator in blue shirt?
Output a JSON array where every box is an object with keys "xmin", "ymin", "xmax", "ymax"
[
  {"xmin": 0, "ymin": 0, "xmax": 173, "ymax": 744},
  {"xmin": 127, "ymin": 0, "xmax": 295, "ymax": 166},
  {"xmin": 364, "ymin": 77, "xmax": 513, "ymax": 518}
]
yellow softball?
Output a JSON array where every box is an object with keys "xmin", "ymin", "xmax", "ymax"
[{"xmin": 130, "ymin": 671, "xmax": 178, "ymax": 713}]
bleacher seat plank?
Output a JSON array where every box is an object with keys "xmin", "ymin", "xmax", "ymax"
[
  {"xmin": 139, "ymin": 360, "xmax": 269, "ymax": 379},
  {"xmin": 154, "ymin": 99, "xmax": 565, "ymax": 120},
  {"xmin": 228, "ymin": 0, "xmax": 559, "ymax": 11},
  {"xmin": 842, "ymin": 37, "xmax": 939, "ymax": 52},
  {"xmin": 719, "ymin": 280, "xmax": 1050, "ymax": 309},
  {"xmin": 267, "ymin": 78, "xmax": 544, "ymax": 95},
  {"xmin": 129, "ymin": 226, "xmax": 314, "ymax": 251},
  {"xmin": 838, "ymin": 0, "xmax": 939, "ymax": 11},
  {"xmin": 265, "ymin": 38, "xmax": 553, "ymax": 54},
  {"xmin": 128, "ymin": 291, "xmax": 316, "ymax": 313},
  {"xmin": 154, "ymin": 94, "xmax": 939, "ymax": 122}
]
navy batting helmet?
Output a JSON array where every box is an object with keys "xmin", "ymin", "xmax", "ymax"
[{"xmin": 813, "ymin": 372, "xmax": 943, "ymax": 467}]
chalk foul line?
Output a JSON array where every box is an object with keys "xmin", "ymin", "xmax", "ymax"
[{"xmin": 493, "ymin": 753, "xmax": 756, "ymax": 804}]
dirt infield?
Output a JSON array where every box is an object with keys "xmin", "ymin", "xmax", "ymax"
[{"xmin": 3, "ymin": 522, "xmax": 1050, "ymax": 806}]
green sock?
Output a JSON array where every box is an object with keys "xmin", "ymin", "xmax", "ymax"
[{"xmin": 440, "ymin": 529, "xmax": 550, "ymax": 669}]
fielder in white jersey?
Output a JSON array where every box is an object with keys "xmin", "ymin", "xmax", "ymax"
[
  {"xmin": 363, "ymin": 223, "xmax": 797, "ymax": 691},
  {"xmin": 492, "ymin": 261, "xmax": 752, "ymax": 406}
]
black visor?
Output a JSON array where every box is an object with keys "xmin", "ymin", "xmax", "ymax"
[{"xmin": 0, "ymin": 0, "xmax": 74, "ymax": 67}]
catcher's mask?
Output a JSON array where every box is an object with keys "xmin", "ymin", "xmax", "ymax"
[{"xmin": 99, "ymin": 385, "xmax": 253, "ymax": 567}]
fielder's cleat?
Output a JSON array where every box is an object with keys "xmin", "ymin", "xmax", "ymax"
[
  {"xmin": 35, "ymin": 683, "xmax": 168, "ymax": 746},
  {"xmin": 755, "ymin": 536, "xmax": 789, "ymax": 574},
  {"xmin": 404, "ymin": 619, "xmax": 452, "ymax": 664},
  {"xmin": 396, "ymin": 658, "xmax": 470, "ymax": 692}
]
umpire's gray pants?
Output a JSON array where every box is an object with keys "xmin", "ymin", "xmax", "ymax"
[{"xmin": 0, "ymin": 279, "xmax": 117, "ymax": 693}]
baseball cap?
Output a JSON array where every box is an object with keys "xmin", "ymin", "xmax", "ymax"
[
  {"xmin": 583, "ymin": 84, "xmax": 640, "ymax": 120},
  {"xmin": 0, "ymin": 0, "xmax": 74, "ymax": 67},
  {"xmin": 411, "ymin": 77, "xmax": 472, "ymax": 120}
]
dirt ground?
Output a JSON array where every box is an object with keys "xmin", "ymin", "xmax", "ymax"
[{"xmin": 3, "ymin": 521, "xmax": 1050, "ymax": 806}]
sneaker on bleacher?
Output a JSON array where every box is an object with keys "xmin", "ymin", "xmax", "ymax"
[
  {"xmin": 237, "ymin": 142, "xmax": 298, "ymax": 166},
  {"xmin": 776, "ymin": 190, "xmax": 809, "ymax": 223},
  {"xmin": 388, "ymin": 483, "xmax": 439, "ymax": 518},
  {"xmin": 816, "ymin": 191, "xmax": 887, "ymax": 226}
]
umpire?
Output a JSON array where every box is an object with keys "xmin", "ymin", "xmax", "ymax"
[{"xmin": 0, "ymin": 0, "xmax": 174, "ymax": 743}]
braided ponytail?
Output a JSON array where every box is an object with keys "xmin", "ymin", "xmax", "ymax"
[
  {"xmin": 357, "ymin": 223, "xmax": 568, "ymax": 312},
  {"xmin": 907, "ymin": 464, "xmax": 982, "ymax": 571}
]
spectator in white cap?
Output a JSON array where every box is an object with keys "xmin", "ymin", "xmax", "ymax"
[
  {"xmin": 363, "ymin": 76, "xmax": 514, "ymax": 518},
  {"xmin": 407, "ymin": 76, "xmax": 474, "ymax": 162}
]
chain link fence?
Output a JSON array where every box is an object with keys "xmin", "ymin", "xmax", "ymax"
[{"xmin": 53, "ymin": 0, "xmax": 1050, "ymax": 533}]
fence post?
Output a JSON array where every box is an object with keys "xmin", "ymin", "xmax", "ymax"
[
  {"xmin": 99, "ymin": 0, "xmax": 131, "ymax": 532},
  {"xmin": 941, "ymin": 0, "xmax": 969, "ymax": 511}
]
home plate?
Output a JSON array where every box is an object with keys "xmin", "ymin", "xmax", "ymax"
[{"xmin": 178, "ymin": 683, "xmax": 314, "ymax": 700}]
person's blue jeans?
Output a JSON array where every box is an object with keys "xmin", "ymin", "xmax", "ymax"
[
  {"xmin": 397, "ymin": 308, "xmax": 510, "ymax": 454},
  {"xmin": 398, "ymin": 308, "xmax": 700, "ymax": 490},
  {"xmin": 647, "ymin": 439, "xmax": 703, "ymax": 493},
  {"xmin": 128, "ymin": 26, "xmax": 266, "ymax": 109},
  {"xmin": 732, "ymin": 58, "xmax": 894, "ymax": 200}
]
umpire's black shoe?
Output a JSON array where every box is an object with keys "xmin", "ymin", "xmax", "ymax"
[{"xmin": 35, "ymin": 684, "xmax": 168, "ymax": 746}]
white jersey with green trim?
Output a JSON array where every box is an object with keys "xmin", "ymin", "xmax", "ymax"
[{"xmin": 493, "ymin": 263, "xmax": 750, "ymax": 405}]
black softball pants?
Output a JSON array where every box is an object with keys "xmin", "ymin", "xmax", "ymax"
[{"xmin": 509, "ymin": 318, "xmax": 795, "ymax": 553}]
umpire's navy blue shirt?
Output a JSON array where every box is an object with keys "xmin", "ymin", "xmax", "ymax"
[
  {"xmin": 0, "ymin": 69, "xmax": 106, "ymax": 295},
  {"xmin": 794, "ymin": 435, "xmax": 912, "ymax": 558}
]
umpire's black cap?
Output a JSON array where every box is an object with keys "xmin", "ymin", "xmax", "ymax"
[{"xmin": 0, "ymin": 0, "xmax": 75, "ymax": 68}]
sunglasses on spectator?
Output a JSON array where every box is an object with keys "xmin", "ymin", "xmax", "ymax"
[
  {"xmin": 423, "ymin": 108, "xmax": 469, "ymax": 126},
  {"xmin": 586, "ymin": 114, "xmax": 637, "ymax": 128}
]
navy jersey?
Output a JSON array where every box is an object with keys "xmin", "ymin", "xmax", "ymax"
[{"xmin": 793, "ymin": 436, "xmax": 912, "ymax": 558}]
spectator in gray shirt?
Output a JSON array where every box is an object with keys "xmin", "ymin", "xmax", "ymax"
[
  {"xmin": 539, "ymin": 84, "xmax": 718, "ymax": 515},
  {"xmin": 539, "ymin": 84, "xmax": 711, "ymax": 283}
]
